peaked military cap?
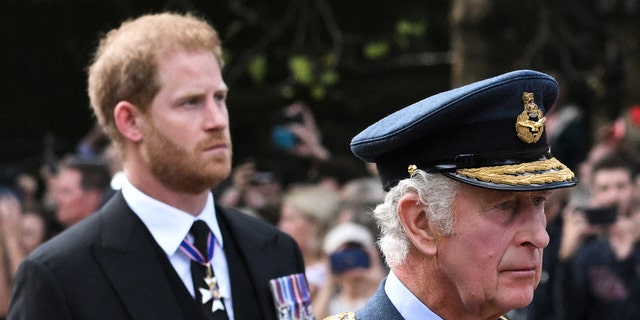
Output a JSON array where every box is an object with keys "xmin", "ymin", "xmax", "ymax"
[{"xmin": 351, "ymin": 69, "xmax": 577, "ymax": 191}]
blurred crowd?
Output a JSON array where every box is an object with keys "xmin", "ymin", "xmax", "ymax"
[
  {"xmin": 2, "ymin": 94, "xmax": 640, "ymax": 319},
  {"xmin": 0, "ymin": 123, "xmax": 118, "ymax": 316},
  {"xmin": 508, "ymin": 98, "xmax": 640, "ymax": 319}
]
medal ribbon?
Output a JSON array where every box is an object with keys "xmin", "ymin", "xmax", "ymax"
[
  {"xmin": 180, "ymin": 231, "xmax": 215, "ymax": 265},
  {"xmin": 269, "ymin": 273, "xmax": 313, "ymax": 320}
]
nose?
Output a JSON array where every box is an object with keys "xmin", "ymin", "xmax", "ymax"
[
  {"xmin": 202, "ymin": 98, "xmax": 229, "ymax": 130},
  {"xmin": 518, "ymin": 207, "xmax": 550, "ymax": 249}
]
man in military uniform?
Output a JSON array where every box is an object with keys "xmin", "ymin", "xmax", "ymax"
[{"xmin": 325, "ymin": 70, "xmax": 577, "ymax": 320}]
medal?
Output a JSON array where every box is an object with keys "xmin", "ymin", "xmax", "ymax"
[
  {"xmin": 199, "ymin": 263, "xmax": 225, "ymax": 312},
  {"xmin": 269, "ymin": 273, "xmax": 314, "ymax": 320}
]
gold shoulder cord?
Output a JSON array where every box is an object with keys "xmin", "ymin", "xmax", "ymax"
[{"xmin": 323, "ymin": 311, "xmax": 356, "ymax": 320}]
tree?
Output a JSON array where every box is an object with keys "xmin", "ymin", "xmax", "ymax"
[
  {"xmin": 2, "ymin": 0, "xmax": 638, "ymax": 176},
  {"xmin": 450, "ymin": 0, "xmax": 640, "ymax": 124}
]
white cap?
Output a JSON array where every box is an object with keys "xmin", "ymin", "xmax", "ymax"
[{"xmin": 323, "ymin": 222, "xmax": 374, "ymax": 254}]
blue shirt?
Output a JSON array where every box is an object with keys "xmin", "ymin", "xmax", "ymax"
[{"xmin": 385, "ymin": 270, "xmax": 442, "ymax": 320}]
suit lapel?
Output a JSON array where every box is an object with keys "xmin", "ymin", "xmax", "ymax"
[
  {"xmin": 93, "ymin": 193, "xmax": 183, "ymax": 320},
  {"xmin": 217, "ymin": 206, "xmax": 283, "ymax": 319}
]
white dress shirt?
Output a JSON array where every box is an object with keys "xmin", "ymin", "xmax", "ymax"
[
  {"xmin": 122, "ymin": 179, "xmax": 234, "ymax": 319},
  {"xmin": 385, "ymin": 270, "xmax": 442, "ymax": 320}
]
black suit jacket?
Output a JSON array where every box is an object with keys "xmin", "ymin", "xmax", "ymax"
[{"xmin": 8, "ymin": 192, "xmax": 305, "ymax": 320}]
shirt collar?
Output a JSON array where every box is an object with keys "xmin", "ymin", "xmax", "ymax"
[
  {"xmin": 121, "ymin": 178, "xmax": 224, "ymax": 257},
  {"xmin": 385, "ymin": 270, "xmax": 442, "ymax": 320}
]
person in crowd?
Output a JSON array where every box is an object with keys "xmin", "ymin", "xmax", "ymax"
[
  {"xmin": 51, "ymin": 156, "xmax": 113, "ymax": 228},
  {"xmin": 314, "ymin": 222, "xmax": 384, "ymax": 318},
  {"xmin": 337, "ymin": 176, "xmax": 386, "ymax": 241},
  {"xmin": 325, "ymin": 70, "xmax": 577, "ymax": 320},
  {"xmin": 14, "ymin": 173, "xmax": 40, "ymax": 214},
  {"xmin": 218, "ymin": 159, "xmax": 284, "ymax": 225},
  {"xmin": 560, "ymin": 149, "xmax": 640, "ymax": 319},
  {"xmin": 265, "ymin": 102, "xmax": 332, "ymax": 188},
  {"xmin": 278, "ymin": 184, "xmax": 341, "ymax": 302},
  {"xmin": 609, "ymin": 104, "xmax": 640, "ymax": 154},
  {"xmin": 0, "ymin": 193, "xmax": 49, "ymax": 319},
  {"xmin": 312, "ymin": 155, "xmax": 371, "ymax": 193},
  {"xmin": 9, "ymin": 12, "xmax": 308, "ymax": 320},
  {"xmin": 558, "ymin": 148, "xmax": 638, "ymax": 263},
  {"xmin": 18, "ymin": 211, "xmax": 47, "ymax": 256},
  {"xmin": 571, "ymin": 138, "xmax": 617, "ymax": 207},
  {"xmin": 100, "ymin": 143, "xmax": 126, "ymax": 191},
  {"xmin": 74, "ymin": 122, "xmax": 112, "ymax": 160},
  {"xmin": 0, "ymin": 193, "xmax": 23, "ymax": 318}
]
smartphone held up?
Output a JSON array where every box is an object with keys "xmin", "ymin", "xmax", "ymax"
[{"xmin": 577, "ymin": 205, "xmax": 618, "ymax": 225}]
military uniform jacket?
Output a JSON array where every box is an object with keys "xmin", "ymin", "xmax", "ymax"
[
  {"xmin": 326, "ymin": 279, "xmax": 508, "ymax": 320},
  {"xmin": 324, "ymin": 280, "xmax": 404, "ymax": 320},
  {"xmin": 354, "ymin": 280, "xmax": 405, "ymax": 320},
  {"xmin": 8, "ymin": 191, "xmax": 305, "ymax": 320}
]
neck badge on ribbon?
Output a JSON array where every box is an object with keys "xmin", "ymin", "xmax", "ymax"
[{"xmin": 180, "ymin": 233, "xmax": 225, "ymax": 312}]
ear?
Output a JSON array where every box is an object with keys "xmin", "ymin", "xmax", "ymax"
[
  {"xmin": 397, "ymin": 192, "xmax": 438, "ymax": 256},
  {"xmin": 114, "ymin": 101, "xmax": 144, "ymax": 142}
]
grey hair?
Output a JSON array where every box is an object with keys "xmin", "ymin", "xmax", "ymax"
[{"xmin": 374, "ymin": 170, "xmax": 459, "ymax": 267}]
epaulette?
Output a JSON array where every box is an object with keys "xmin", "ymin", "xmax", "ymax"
[{"xmin": 323, "ymin": 311, "xmax": 356, "ymax": 320}]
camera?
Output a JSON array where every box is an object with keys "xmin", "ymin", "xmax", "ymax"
[
  {"xmin": 329, "ymin": 246, "xmax": 371, "ymax": 274},
  {"xmin": 270, "ymin": 111, "xmax": 304, "ymax": 150},
  {"xmin": 577, "ymin": 205, "xmax": 618, "ymax": 225},
  {"xmin": 271, "ymin": 126, "xmax": 298, "ymax": 150}
]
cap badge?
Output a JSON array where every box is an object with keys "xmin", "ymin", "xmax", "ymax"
[
  {"xmin": 408, "ymin": 164, "xmax": 418, "ymax": 176},
  {"xmin": 515, "ymin": 92, "xmax": 546, "ymax": 143}
]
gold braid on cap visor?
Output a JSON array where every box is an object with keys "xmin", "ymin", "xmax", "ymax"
[{"xmin": 455, "ymin": 157, "xmax": 575, "ymax": 186}]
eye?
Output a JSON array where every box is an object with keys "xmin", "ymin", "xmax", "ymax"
[
  {"xmin": 180, "ymin": 96, "xmax": 204, "ymax": 108},
  {"xmin": 532, "ymin": 196, "xmax": 547, "ymax": 207},
  {"xmin": 496, "ymin": 200, "xmax": 516, "ymax": 211},
  {"xmin": 489, "ymin": 200, "xmax": 517, "ymax": 223},
  {"xmin": 214, "ymin": 91, "xmax": 227, "ymax": 102}
]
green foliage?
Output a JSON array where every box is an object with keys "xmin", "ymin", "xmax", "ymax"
[
  {"xmin": 319, "ymin": 70, "xmax": 339, "ymax": 86},
  {"xmin": 363, "ymin": 19, "xmax": 428, "ymax": 60},
  {"xmin": 363, "ymin": 41, "xmax": 391, "ymax": 60},
  {"xmin": 396, "ymin": 19, "xmax": 427, "ymax": 38},
  {"xmin": 285, "ymin": 54, "xmax": 340, "ymax": 100},
  {"xmin": 395, "ymin": 19, "xmax": 427, "ymax": 50},
  {"xmin": 310, "ymin": 85, "xmax": 326, "ymax": 100},
  {"xmin": 289, "ymin": 55, "xmax": 314, "ymax": 85},
  {"xmin": 248, "ymin": 54, "xmax": 267, "ymax": 84}
]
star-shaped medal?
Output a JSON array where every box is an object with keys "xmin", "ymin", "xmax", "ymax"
[
  {"xmin": 199, "ymin": 287, "xmax": 225, "ymax": 312},
  {"xmin": 199, "ymin": 263, "xmax": 225, "ymax": 312}
]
